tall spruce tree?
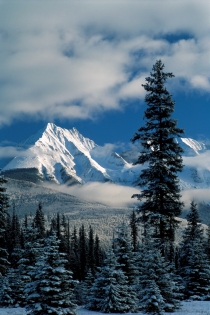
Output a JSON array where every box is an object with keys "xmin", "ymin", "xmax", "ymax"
[
  {"xmin": 131, "ymin": 60, "xmax": 184, "ymax": 257},
  {"xmin": 0, "ymin": 175, "xmax": 10, "ymax": 276}
]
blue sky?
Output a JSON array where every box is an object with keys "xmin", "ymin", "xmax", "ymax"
[{"xmin": 0, "ymin": 0, "xmax": 210, "ymax": 157}]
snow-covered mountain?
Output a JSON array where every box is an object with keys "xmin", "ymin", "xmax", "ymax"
[
  {"xmin": 1, "ymin": 123, "xmax": 140, "ymax": 185},
  {"xmin": 1, "ymin": 123, "xmax": 210, "ymax": 189}
]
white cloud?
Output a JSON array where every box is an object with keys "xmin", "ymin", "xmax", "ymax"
[
  {"xmin": 44, "ymin": 182, "xmax": 140, "ymax": 208},
  {"xmin": 183, "ymin": 152, "xmax": 210, "ymax": 171},
  {"xmin": 191, "ymin": 75, "xmax": 210, "ymax": 91},
  {"xmin": 0, "ymin": 146, "xmax": 26, "ymax": 158},
  {"xmin": 0, "ymin": 0, "xmax": 210, "ymax": 126},
  {"xmin": 181, "ymin": 188, "xmax": 210, "ymax": 210}
]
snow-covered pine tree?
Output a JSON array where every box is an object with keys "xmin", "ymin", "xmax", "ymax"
[
  {"xmin": 137, "ymin": 227, "xmax": 182, "ymax": 312},
  {"xmin": 139, "ymin": 279, "xmax": 165, "ymax": 315},
  {"xmin": 0, "ymin": 267, "xmax": 22, "ymax": 307},
  {"xmin": 131, "ymin": 60, "xmax": 184, "ymax": 258},
  {"xmin": 25, "ymin": 232, "xmax": 77, "ymax": 315},
  {"xmin": 14, "ymin": 225, "xmax": 45, "ymax": 306},
  {"xmin": 179, "ymin": 201, "xmax": 210, "ymax": 300},
  {"xmin": 87, "ymin": 247, "xmax": 137, "ymax": 313},
  {"xmin": 113, "ymin": 222, "xmax": 138, "ymax": 287},
  {"xmin": 0, "ymin": 175, "xmax": 10, "ymax": 276},
  {"xmin": 75, "ymin": 268, "xmax": 95, "ymax": 305}
]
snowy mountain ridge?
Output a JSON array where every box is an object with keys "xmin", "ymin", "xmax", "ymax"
[{"xmin": 1, "ymin": 123, "xmax": 210, "ymax": 189}]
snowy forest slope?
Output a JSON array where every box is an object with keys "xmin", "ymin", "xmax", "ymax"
[{"xmin": 5, "ymin": 178, "xmax": 131, "ymax": 244}]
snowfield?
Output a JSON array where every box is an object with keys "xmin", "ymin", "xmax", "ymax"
[{"xmin": 1, "ymin": 302, "xmax": 210, "ymax": 315}]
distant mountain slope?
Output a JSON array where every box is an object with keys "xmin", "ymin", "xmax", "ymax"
[
  {"xmin": 5, "ymin": 178, "xmax": 131, "ymax": 245},
  {"xmin": 1, "ymin": 123, "xmax": 210, "ymax": 190}
]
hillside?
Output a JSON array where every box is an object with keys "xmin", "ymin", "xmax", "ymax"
[{"xmin": 5, "ymin": 178, "xmax": 131, "ymax": 244}]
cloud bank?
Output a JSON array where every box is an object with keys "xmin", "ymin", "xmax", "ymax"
[
  {"xmin": 44, "ymin": 182, "xmax": 140, "ymax": 208},
  {"xmin": 0, "ymin": 1, "xmax": 210, "ymax": 126}
]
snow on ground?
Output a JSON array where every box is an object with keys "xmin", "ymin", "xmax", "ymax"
[
  {"xmin": 1, "ymin": 302, "xmax": 210, "ymax": 315},
  {"xmin": 77, "ymin": 302, "xmax": 210, "ymax": 314},
  {"xmin": 0, "ymin": 308, "xmax": 26, "ymax": 315}
]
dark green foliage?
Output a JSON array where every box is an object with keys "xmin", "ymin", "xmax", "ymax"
[
  {"xmin": 0, "ymin": 175, "xmax": 10, "ymax": 276},
  {"xmin": 206, "ymin": 221, "xmax": 210, "ymax": 260},
  {"xmin": 88, "ymin": 225, "xmax": 95, "ymax": 274},
  {"xmin": 179, "ymin": 201, "xmax": 210, "ymax": 300},
  {"xmin": 79, "ymin": 224, "xmax": 88, "ymax": 280},
  {"xmin": 131, "ymin": 60, "xmax": 184, "ymax": 257},
  {"xmin": 33, "ymin": 202, "xmax": 45, "ymax": 238},
  {"xmin": 94, "ymin": 234, "xmax": 104, "ymax": 268},
  {"xmin": 113, "ymin": 222, "xmax": 138, "ymax": 287},
  {"xmin": 9, "ymin": 205, "xmax": 22, "ymax": 268},
  {"xmin": 69, "ymin": 226, "xmax": 80, "ymax": 280},
  {"xmin": 129, "ymin": 210, "xmax": 139, "ymax": 252}
]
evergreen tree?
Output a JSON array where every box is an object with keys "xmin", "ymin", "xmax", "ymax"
[
  {"xmin": 5, "ymin": 213, "xmax": 12, "ymax": 258},
  {"xmin": 69, "ymin": 226, "xmax": 80, "ymax": 280},
  {"xmin": 137, "ymin": 228, "xmax": 182, "ymax": 312},
  {"xmin": 75, "ymin": 269, "xmax": 95, "ymax": 305},
  {"xmin": 179, "ymin": 201, "xmax": 210, "ymax": 300},
  {"xmin": 79, "ymin": 224, "xmax": 88, "ymax": 280},
  {"xmin": 139, "ymin": 279, "xmax": 165, "ymax": 315},
  {"xmin": 1, "ymin": 267, "xmax": 22, "ymax": 307},
  {"xmin": 0, "ymin": 175, "xmax": 10, "ymax": 276},
  {"xmin": 87, "ymin": 247, "xmax": 137, "ymax": 313},
  {"xmin": 113, "ymin": 222, "xmax": 138, "ymax": 287},
  {"xmin": 206, "ymin": 221, "xmax": 210, "ymax": 261},
  {"xmin": 131, "ymin": 60, "xmax": 184, "ymax": 257},
  {"xmin": 10, "ymin": 205, "xmax": 21, "ymax": 268},
  {"xmin": 129, "ymin": 210, "xmax": 139, "ymax": 252},
  {"xmin": 33, "ymin": 202, "xmax": 45, "ymax": 238},
  {"xmin": 15, "ymin": 225, "xmax": 44, "ymax": 306},
  {"xmin": 59, "ymin": 214, "xmax": 69, "ymax": 253},
  {"xmin": 25, "ymin": 232, "xmax": 77, "ymax": 315},
  {"xmin": 94, "ymin": 234, "xmax": 104, "ymax": 268},
  {"xmin": 56, "ymin": 212, "xmax": 61, "ymax": 239},
  {"xmin": 88, "ymin": 225, "xmax": 95, "ymax": 274}
]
